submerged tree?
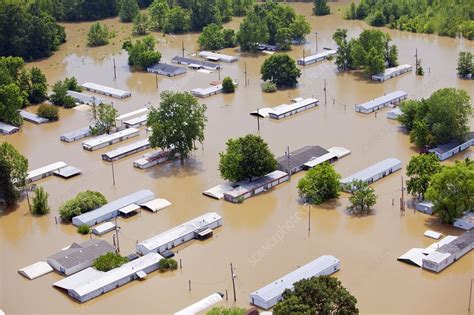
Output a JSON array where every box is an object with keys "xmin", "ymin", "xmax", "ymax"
[
  {"xmin": 457, "ymin": 51, "xmax": 473, "ymax": 78},
  {"xmin": 133, "ymin": 13, "xmax": 149, "ymax": 36},
  {"xmin": 119, "ymin": 0, "xmax": 140, "ymax": 22},
  {"xmin": 31, "ymin": 187, "xmax": 50, "ymax": 215},
  {"xmin": 406, "ymin": 154, "xmax": 441, "ymax": 199},
  {"xmin": 87, "ymin": 22, "xmax": 110, "ymax": 47},
  {"xmin": 261, "ymin": 53, "xmax": 301, "ymax": 88},
  {"xmin": 297, "ymin": 163, "xmax": 340, "ymax": 205},
  {"xmin": 93, "ymin": 253, "xmax": 128, "ymax": 271},
  {"xmin": 90, "ymin": 103, "xmax": 118, "ymax": 135},
  {"xmin": 124, "ymin": 36, "xmax": 161, "ymax": 70},
  {"xmin": 347, "ymin": 180, "xmax": 377, "ymax": 215},
  {"xmin": 148, "ymin": 91, "xmax": 207, "ymax": 163},
  {"xmin": 313, "ymin": 0, "xmax": 330, "ymax": 16}
]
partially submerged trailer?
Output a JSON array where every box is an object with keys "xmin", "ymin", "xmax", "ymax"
[
  {"xmin": 101, "ymin": 139, "xmax": 150, "ymax": 162},
  {"xmin": 81, "ymin": 82, "xmax": 131, "ymax": 99},
  {"xmin": 82, "ymin": 128, "xmax": 140, "ymax": 151},
  {"xmin": 341, "ymin": 158, "xmax": 402, "ymax": 191}
]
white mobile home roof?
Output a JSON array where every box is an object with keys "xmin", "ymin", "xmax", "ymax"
[
  {"xmin": 397, "ymin": 248, "xmax": 425, "ymax": 267},
  {"xmin": 224, "ymin": 170, "xmax": 288, "ymax": 199},
  {"xmin": 356, "ymin": 91, "xmax": 408, "ymax": 112},
  {"xmin": 198, "ymin": 51, "xmax": 238, "ymax": 63},
  {"xmin": 53, "ymin": 165, "xmax": 82, "ymax": 178},
  {"xmin": 140, "ymin": 198, "xmax": 172, "ymax": 213},
  {"xmin": 92, "ymin": 222, "xmax": 116, "ymax": 235},
  {"xmin": 303, "ymin": 147, "xmax": 351, "ymax": 169},
  {"xmin": 297, "ymin": 49, "xmax": 337, "ymax": 65},
  {"xmin": 424, "ymin": 230, "xmax": 442, "ymax": 240},
  {"xmin": 191, "ymin": 84, "xmax": 223, "ymax": 97},
  {"xmin": 82, "ymin": 128, "xmax": 139, "ymax": 150},
  {"xmin": 203, "ymin": 183, "xmax": 235, "ymax": 200},
  {"xmin": 67, "ymin": 90, "xmax": 105, "ymax": 105},
  {"xmin": 27, "ymin": 161, "xmax": 68, "ymax": 182},
  {"xmin": 82, "ymin": 82, "xmax": 131, "ymax": 99},
  {"xmin": 372, "ymin": 64, "xmax": 412, "ymax": 81},
  {"xmin": 250, "ymin": 255, "xmax": 340, "ymax": 309},
  {"xmin": 269, "ymin": 98, "xmax": 318, "ymax": 117},
  {"xmin": 20, "ymin": 110, "xmax": 49, "ymax": 124},
  {"xmin": 53, "ymin": 253, "xmax": 163, "ymax": 302},
  {"xmin": 123, "ymin": 114, "xmax": 148, "ymax": 128},
  {"xmin": 175, "ymin": 293, "xmax": 224, "ymax": 315},
  {"xmin": 341, "ymin": 158, "xmax": 402, "ymax": 184},
  {"xmin": 0, "ymin": 121, "xmax": 20, "ymax": 134},
  {"xmin": 18, "ymin": 261, "xmax": 53, "ymax": 280},
  {"xmin": 250, "ymin": 107, "xmax": 274, "ymax": 118},
  {"xmin": 72, "ymin": 189, "xmax": 155, "ymax": 226},
  {"xmin": 101, "ymin": 139, "xmax": 150, "ymax": 161},
  {"xmin": 387, "ymin": 107, "xmax": 403, "ymax": 120},
  {"xmin": 116, "ymin": 108, "xmax": 149, "ymax": 122},
  {"xmin": 137, "ymin": 212, "xmax": 222, "ymax": 254},
  {"xmin": 60, "ymin": 127, "xmax": 92, "ymax": 142}
]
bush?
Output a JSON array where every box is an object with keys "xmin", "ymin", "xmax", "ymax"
[
  {"xmin": 87, "ymin": 22, "xmax": 110, "ymax": 47},
  {"xmin": 31, "ymin": 187, "xmax": 50, "ymax": 215},
  {"xmin": 93, "ymin": 252, "xmax": 127, "ymax": 272},
  {"xmin": 158, "ymin": 258, "xmax": 178, "ymax": 271},
  {"xmin": 262, "ymin": 82, "xmax": 277, "ymax": 93},
  {"xmin": 37, "ymin": 104, "xmax": 59, "ymax": 121},
  {"xmin": 77, "ymin": 224, "xmax": 91, "ymax": 234},
  {"xmin": 59, "ymin": 190, "xmax": 107, "ymax": 222},
  {"xmin": 222, "ymin": 77, "xmax": 235, "ymax": 93}
]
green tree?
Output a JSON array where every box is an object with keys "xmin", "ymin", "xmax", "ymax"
[
  {"xmin": 198, "ymin": 23, "xmax": 225, "ymax": 50},
  {"xmin": 262, "ymin": 81, "xmax": 277, "ymax": 93},
  {"xmin": 222, "ymin": 29, "xmax": 236, "ymax": 48},
  {"xmin": 406, "ymin": 153, "xmax": 441, "ymax": 199},
  {"xmin": 387, "ymin": 44, "xmax": 398, "ymax": 67},
  {"xmin": 87, "ymin": 22, "xmax": 110, "ymax": 47},
  {"xmin": 290, "ymin": 15, "xmax": 311, "ymax": 44},
  {"xmin": 37, "ymin": 103, "xmax": 59, "ymax": 121},
  {"xmin": 133, "ymin": 12, "xmax": 149, "ymax": 36},
  {"xmin": 59, "ymin": 190, "xmax": 107, "ymax": 222},
  {"xmin": 313, "ymin": 0, "xmax": 330, "ymax": 16},
  {"xmin": 261, "ymin": 53, "xmax": 301, "ymax": 88},
  {"xmin": 222, "ymin": 77, "xmax": 235, "ymax": 93},
  {"xmin": 297, "ymin": 163, "xmax": 340, "ymax": 205},
  {"xmin": 416, "ymin": 57, "xmax": 424, "ymax": 76},
  {"xmin": 125, "ymin": 36, "xmax": 161, "ymax": 70},
  {"xmin": 77, "ymin": 224, "xmax": 91, "ymax": 235},
  {"xmin": 158, "ymin": 258, "xmax": 178, "ymax": 271},
  {"xmin": 0, "ymin": 83, "xmax": 24, "ymax": 126},
  {"xmin": 426, "ymin": 160, "xmax": 474, "ymax": 224},
  {"xmin": 276, "ymin": 27, "xmax": 292, "ymax": 51},
  {"xmin": 50, "ymin": 80, "xmax": 75, "ymax": 108},
  {"xmin": 217, "ymin": 0, "xmax": 233, "ymax": 23},
  {"xmin": 90, "ymin": 103, "xmax": 118, "ymax": 135},
  {"xmin": 233, "ymin": 0, "xmax": 254, "ymax": 17},
  {"xmin": 333, "ymin": 28, "xmax": 354, "ymax": 71},
  {"xmin": 148, "ymin": 91, "xmax": 207, "ymax": 163},
  {"xmin": 163, "ymin": 7, "xmax": 191, "ymax": 33},
  {"xmin": 347, "ymin": 180, "xmax": 377, "ymax": 215},
  {"xmin": 219, "ymin": 134, "xmax": 277, "ymax": 182},
  {"xmin": 207, "ymin": 307, "xmax": 246, "ymax": 315},
  {"xmin": 27, "ymin": 67, "xmax": 48, "ymax": 104},
  {"xmin": 274, "ymin": 275, "xmax": 358, "ymax": 315},
  {"xmin": 237, "ymin": 12, "xmax": 269, "ymax": 51},
  {"xmin": 64, "ymin": 77, "xmax": 81, "ymax": 92},
  {"xmin": 186, "ymin": 0, "xmax": 222, "ymax": 31},
  {"xmin": 148, "ymin": 0, "xmax": 169, "ymax": 31},
  {"xmin": 119, "ymin": 0, "xmax": 139, "ymax": 22},
  {"xmin": 457, "ymin": 51, "xmax": 473, "ymax": 78},
  {"xmin": 93, "ymin": 252, "xmax": 128, "ymax": 271},
  {"xmin": 366, "ymin": 47, "xmax": 385, "ymax": 75},
  {"xmin": 31, "ymin": 186, "xmax": 50, "ymax": 215},
  {"xmin": 0, "ymin": 158, "xmax": 19, "ymax": 207},
  {"xmin": 367, "ymin": 10, "xmax": 386, "ymax": 27},
  {"xmin": 0, "ymin": 142, "xmax": 28, "ymax": 194}
]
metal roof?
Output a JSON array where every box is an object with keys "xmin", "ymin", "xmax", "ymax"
[
  {"xmin": 171, "ymin": 56, "xmax": 220, "ymax": 69},
  {"xmin": 428, "ymin": 132, "xmax": 474, "ymax": 154},
  {"xmin": 116, "ymin": 108, "xmax": 149, "ymax": 122},
  {"xmin": 269, "ymin": 98, "xmax": 319, "ymax": 116},
  {"xmin": 277, "ymin": 146, "xmax": 329, "ymax": 172},
  {"xmin": 27, "ymin": 162, "xmax": 68, "ymax": 181},
  {"xmin": 20, "ymin": 110, "xmax": 49, "ymax": 124},
  {"xmin": 224, "ymin": 170, "xmax": 289, "ymax": 198},
  {"xmin": 175, "ymin": 293, "xmax": 224, "ymax": 315},
  {"xmin": 47, "ymin": 239, "xmax": 115, "ymax": 270},
  {"xmin": 123, "ymin": 114, "xmax": 148, "ymax": 127},
  {"xmin": 137, "ymin": 212, "xmax": 222, "ymax": 252},
  {"xmin": 297, "ymin": 49, "xmax": 337, "ymax": 63},
  {"xmin": 102, "ymin": 139, "xmax": 150, "ymax": 160},
  {"xmin": 203, "ymin": 183, "xmax": 235, "ymax": 200},
  {"xmin": 356, "ymin": 91, "xmax": 408, "ymax": 111},
  {"xmin": 18, "ymin": 261, "xmax": 53, "ymax": 280},
  {"xmin": 119, "ymin": 204, "xmax": 140, "ymax": 214},
  {"xmin": 67, "ymin": 90, "xmax": 105, "ymax": 105},
  {"xmin": 303, "ymin": 147, "xmax": 351, "ymax": 169},
  {"xmin": 191, "ymin": 84, "xmax": 223, "ymax": 97},
  {"xmin": 372, "ymin": 64, "xmax": 412, "ymax": 79},
  {"xmin": 72, "ymin": 190, "xmax": 155, "ymax": 226},
  {"xmin": 82, "ymin": 128, "xmax": 139, "ymax": 149},
  {"xmin": 82, "ymin": 82, "xmax": 131, "ymax": 98},
  {"xmin": 0, "ymin": 121, "xmax": 19, "ymax": 133},
  {"xmin": 198, "ymin": 51, "xmax": 238, "ymax": 62},
  {"xmin": 60, "ymin": 127, "xmax": 92, "ymax": 142},
  {"xmin": 140, "ymin": 198, "xmax": 172, "ymax": 213},
  {"xmin": 53, "ymin": 165, "xmax": 81, "ymax": 178},
  {"xmin": 397, "ymin": 248, "xmax": 425, "ymax": 267},
  {"xmin": 92, "ymin": 222, "xmax": 116, "ymax": 235},
  {"xmin": 424, "ymin": 230, "xmax": 442, "ymax": 240},
  {"xmin": 341, "ymin": 158, "xmax": 402, "ymax": 184},
  {"xmin": 250, "ymin": 255, "xmax": 340, "ymax": 302},
  {"xmin": 147, "ymin": 63, "xmax": 187, "ymax": 75}
]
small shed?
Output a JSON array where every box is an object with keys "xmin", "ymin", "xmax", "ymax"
[
  {"xmin": 140, "ymin": 198, "xmax": 172, "ymax": 213},
  {"xmin": 277, "ymin": 146, "xmax": 329, "ymax": 174},
  {"xmin": 147, "ymin": 63, "xmax": 186, "ymax": 77},
  {"xmin": 92, "ymin": 221, "xmax": 116, "ymax": 235},
  {"xmin": 18, "ymin": 261, "xmax": 53, "ymax": 280}
]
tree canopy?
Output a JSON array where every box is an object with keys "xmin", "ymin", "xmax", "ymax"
[
  {"xmin": 198, "ymin": 24, "xmax": 236, "ymax": 50},
  {"xmin": 297, "ymin": 163, "xmax": 340, "ymax": 205},
  {"xmin": 207, "ymin": 307, "xmax": 246, "ymax": 315},
  {"xmin": 273, "ymin": 275, "xmax": 359, "ymax": 315},
  {"xmin": 398, "ymin": 88, "xmax": 472, "ymax": 148},
  {"xmin": 261, "ymin": 53, "xmax": 301, "ymax": 88},
  {"xmin": 345, "ymin": 0, "xmax": 474, "ymax": 40},
  {"xmin": 0, "ymin": 0, "xmax": 66, "ymax": 60},
  {"xmin": 219, "ymin": 134, "xmax": 277, "ymax": 182},
  {"xmin": 0, "ymin": 142, "xmax": 28, "ymax": 206},
  {"xmin": 133, "ymin": 12, "xmax": 149, "ymax": 36},
  {"xmin": 457, "ymin": 51, "xmax": 473, "ymax": 78},
  {"xmin": 50, "ymin": 77, "xmax": 81, "ymax": 108},
  {"xmin": 31, "ymin": 186, "xmax": 50, "ymax": 215},
  {"xmin": 222, "ymin": 77, "xmax": 235, "ymax": 93},
  {"xmin": 347, "ymin": 180, "xmax": 377, "ymax": 215},
  {"xmin": 425, "ymin": 159, "xmax": 473, "ymax": 224},
  {"xmin": 87, "ymin": 22, "xmax": 111, "ymax": 47},
  {"xmin": 406, "ymin": 153, "xmax": 441, "ymax": 199},
  {"xmin": 124, "ymin": 36, "xmax": 161, "ymax": 70},
  {"xmin": 90, "ymin": 103, "xmax": 118, "ymax": 135},
  {"xmin": 333, "ymin": 29, "xmax": 399, "ymax": 75},
  {"xmin": 314, "ymin": 0, "xmax": 330, "ymax": 16},
  {"xmin": 148, "ymin": 91, "xmax": 207, "ymax": 163},
  {"xmin": 119, "ymin": 0, "xmax": 140, "ymax": 22},
  {"xmin": 59, "ymin": 190, "xmax": 107, "ymax": 222},
  {"xmin": 93, "ymin": 252, "xmax": 128, "ymax": 272},
  {"xmin": 37, "ymin": 104, "xmax": 60, "ymax": 121}
]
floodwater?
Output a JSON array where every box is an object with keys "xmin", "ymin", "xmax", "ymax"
[{"xmin": 1, "ymin": 2, "xmax": 473, "ymax": 314}]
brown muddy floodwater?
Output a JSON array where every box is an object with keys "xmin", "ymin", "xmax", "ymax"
[{"xmin": 1, "ymin": 2, "xmax": 473, "ymax": 314}]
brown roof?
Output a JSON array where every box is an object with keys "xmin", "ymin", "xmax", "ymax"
[{"xmin": 277, "ymin": 146, "xmax": 329, "ymax": 172}]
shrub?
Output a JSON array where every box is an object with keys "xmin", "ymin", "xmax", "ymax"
[
  {"xmin": 37, "ymin": 104, "xmax": 59, "ymax": 121},
  {"xmin": 59, "ymin": 190, "xmax": 107, "ymax": 222},
  {"xmin": 31, "ymin": 186, "xmax": 50, "ymax": 215},
  {"xmin": 93, "ymin": 252, "xmax": 127, "ymax": 272},
  {"xmin": 77, "ymin": 224, "xmax": 91, "ymax": 234},
  {"xmin": 262, "ymin": 82, "xmax": 277, "ymax": 93},
  {"xmin": 158, "ymin": 258, "xmax": 178, "ymax": 271},
  {"xmin": 222, "ymin": 77, "xmax": 235, "ymax": 93}
]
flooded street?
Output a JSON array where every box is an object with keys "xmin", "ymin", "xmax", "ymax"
[{"xmin": 1, "ymin": 2, "xmax": 473, "ymax": 314}]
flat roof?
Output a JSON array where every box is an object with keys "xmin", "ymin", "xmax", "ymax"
[
  {"xmin": 192, "ymin": 84, "xmax": 223, "ymax": 96},
  {"xmin": 117, "ymin": 108, "xmax": 149, "ymax": 121},
  {"xmin": 224, "ymin": 170, "xmax": 288, "ymax": 199},
  {"xmin": 18, "ymin": 261, "xmax": 53, "ymax": 280},
  {"xmin": 67, "ymin": 90, "xmax": 105, "ymax": 105},
  {"xmin": 102, "ymin": 139, "xmax": 150, "ymax": 160},
  {"xmin": 373, "ymin": 64, "xmax": 412, "ymax": 78},
  {"xmin": 198, "ymin": 51, "xmax": 238, "ymax": 62},
  {"xmin": 270, "ymin": 98, "xmax": 318, "ymax": 116},
  {"xmin": 303, "ymin": 147, "xmax": 351, "ymax": 169},
  {"xmin": 298, "ymin": 49, "xmax": 337, "ymax": 63},
  {"xmin": 356, "ymin": 91, "xmax": 408, "ymax": 111},
  {"xmin": 140, "ymin": 198, "xmax": 172, "ymax": 213},
  {"xmin": 82, "ymin": 128, "xmax": 139, "ymax": 148},
  {"xmin": 175, "ymin": 293, "xmax": 224, "ymax": 315},
  {"xmin": 72, "ymin": 190, "xmax": 155, "ymax": 226},
  {"xmin": 123, "ymin": 114, "xmax": 148, "ymax": 127},
  {"xmin": 437, "ymin": 229, "xmax": 474, "ymax": 255},
  {"xmin": 119, "ymin": 204, "xmax": 140, "ymax": 214},
  {"xmin": 250, "ymin": 255, "xmax": 340, "ymax": 302},
  {"xmin": 203, "ymin": 183, "xmax": 235, "ymax": 200},
  {"xmin": 341, "ymin": 158, "xmax": 402, "ymax": 184},
  {"xmin": 92, "ymin": 222, "xmax": 116, "ymax": 235},
  {"xmin": 250, "ymin": 108, "xmax": 274, "ymax": 118},
  {"xmin": 28, "ymin": 162, "xmax": 68, "ymax": 180},
  {"xmin": 171, "ymin": 56, "xmax": 220, "ymax": 69},
  {"xmin": 53, "ymin": 165, "xmax": 81, "ymax": 178},
  {"xmin": 137, "ymin": 212, "xmax": 222, "ymax": 252},
  {"xmin": 397, "ymin": 248, "xmax": 425, "ymax": 267},
  {"xmin": 0, "ymin": 122, "xmax": 19, "ymax": 133},
  {"xmin": 60, "ymin": 127, "xmax": 92, "ymax": 142},
  {"xmin": 424, "ymin": 230, "xmax": 442, "ymax": 240},
  {"xmin": 20, "ymin": 110, "xmax": 49, "ymax": 124},
  {"xmin": 82, "ymin": 82, "xmax": 131, "ymax": 98},
  {"xmin": 277, "ymin": 146, "xmax": 329, "ymax": 171},
  {"xmin": 147, "ymin": 63, "xmax": 187, "ymax": 75}
]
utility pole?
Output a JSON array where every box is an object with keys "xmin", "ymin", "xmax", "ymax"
[
  {"xmin": 324, "ymin": 79, "xmax": 327, "ymax": 105},
  {"xmin": 314, "ymin": 32, "xmax": 319, "ymax": 53},
  {"xmin": 230, "ymin": 263, "xmax": 237, "ymax": 302},
  {"xmin": 468, "ymin": 279, "xmax": 473, "ymax": 311},
  {"xmin": 182, "ymin": 40, "xmax": 185, "ymax": 58},
  {"xmin": 286, "ymin": 146, "xmax": 291, "ymax": 178},
  {"xmin": 114, "ymin": 216, "xmax": 120, "ymax": 253},
  {"xmin": 256, "ymin": 108, "xmax": 260, "ymax": 131},
  {"xmin": 307, "ymin": 203, "xmax": 311, "ymax": 232},
  {"xmin": 113, "ymin": 58, "xmax": 117, "ymax": 80},
  {"xmin": 244, "ymin": 62, "xmax": 247, "ymax": 87},
  {"xmin": 400, "ymin": 176, "xmax": 405, "ymax": 213},
  {"xmin": 25, "ymin": 187, "xmax": 31, "ymax": 213},
  {"xmin": 218, "ymin": 65, "xmax": 221, "ymax": 81},
  {"xmin": 155, "ymin": 73, "xmax": 158, "ymax": 90},
  {"xmin": 111, "ymin": 160, "xmax": 116, "ymax": 186}
]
